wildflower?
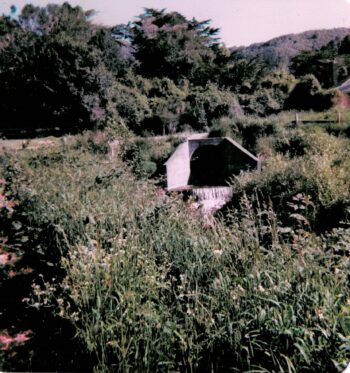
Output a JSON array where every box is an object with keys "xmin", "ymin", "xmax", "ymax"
[
  {"xmin": 0, "ymin": 194, "xmax": 16, "ymax": 209},
  {"xmin": 202, "ymin": 221, "xmax": 213, "ymax": 229},
  {"xmin": 315, "ymin": 308, "xmax": 324, "ymax": 320},
  {"xmin": 188, "ymin": 202, "xmax": 198, "ymax": 210},
  {"xmin": 0, "ymin": 252, "xmax": 18, "ymax": 266},
  {"xmin": 155, "ymin": 188, "xmax": 165, "ymax": 197},
  {"xmin": 237, "ymin": 285, "xmax": 245, "ymax": 294},
  {"xmin": 0, "ymin": 334, "xmax": 14, "ymax": 350},
  {"xmin": 212, "ymin": 249, "xmax": 223, "ymax": 258},
  {"xmin": 14, "ymin": 330, "xmax": 32, "ymax": 344}
]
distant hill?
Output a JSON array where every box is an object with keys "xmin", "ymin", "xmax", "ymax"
[{"xmin": 233, "ymin": 28, "xmax": 350, "ymax": 68}]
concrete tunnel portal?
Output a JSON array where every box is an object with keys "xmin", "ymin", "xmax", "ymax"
[
  {"xmin": 189, "ymin": 145, "xmax": 226, "ymax": 186},
  {"xmin": 165, "ymin": 137, "xmax": 261, "ymax": 191}
]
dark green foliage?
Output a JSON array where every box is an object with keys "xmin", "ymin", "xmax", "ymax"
[
  {"xmin": 0, "ymin": 15, "xmax": 18, "ymax": 41},
  {"xmin": 0, "ymin": 3, "xmax": 127, "ymax": 134},
  {"xmin": 219, "ymin": 53, "xmax": 266, "ymax": 93},
  {"xmin": 147, "ymin": 78, "xmax": 187, "ymax": 135},
  {"xmin": 18, "ymin": 2, "xmax": 91, "ymax": 39},
  {"xmin": 0, "ymin": 33, "xmax": 113, "ymax": 131},
  {"xmin": 230, "ymin": 132, "xmax": 350, "ymax": 232},
  {"xmin": 290, "ymin": 35, "xmax": 350, "ymax": 88},
  {"xmin": 232, "ymin": 70, "xmax": 295, "ymax": 117},
  {"xmin": 235, "ymin": 117, "xmax": 278, "ymax": 152},
  {"xmin": 273, "ymin": 130, "xmax": 309, "ymax": 157},
  {"xmin": 208, "ymin": 117, "xmax": 237, "ymax": 138},
  {"xmin": 0, "ymin": 4, "xmax": 282, "ymax": 134},
  {"xmin": 290, "ymin": 46, "xmax": 338, "ymax": 88},
  {"xmin": 112, "ymin": 82, "xmax": 151, "ymax": 134},
  {"xmin": 285, "ymin": 75, "xmax": 337, "ymax": 111},
  {"xmin": 239, "ymin": 88, "xmax": 281, "ymax": 116},
  {"xmin": 339, "ymin": 35, "xmax": 350, "ymax": 54},
  {"xmin": 89, "ymin": 28, "xmax": 130, "ymax": 78},
  {"xmin": 121, "ymin": 138, "xmax": 173, "ymax": 179},
  {"xmin": 181, "ymin": 84, "xmax": 242, "ymax": 130},
  {"xmin": 125, "ymin": 8, "xmax": 221, "ymax": 84}
]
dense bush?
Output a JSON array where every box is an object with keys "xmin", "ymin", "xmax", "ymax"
[
  {"xmin": 181, "ymin": 84, "xmax": 242, "ymax": 131},
  {"xmin": 235, "ymin": 116, "xmax": 279, "ymax": 152},
  {"xmin": 147, "ymin": 78, "xmax": 188, "ymax": 135},
  {"xmin": 272, "ymin": 129, "xmax": 311, "ymax": 157},
  {"xmin": 121, "ymin": 137, "xmax": 175, "ymax": 179},
  {"xmin": 112, "ymin": 82, "xmax": 151, "ymax": 134},
  {"xmin": 230, "ymin": 133, "xmax": 350, "ymax": 232},
  {"xmin": 208, "ymin": 117, "xmax": 238, "ymax": 138},
  {"xmin": 285, "ymin": 74, "xmax": 338, "ymax": 111},
  {"xmin": 0, "ymin": 34, "xmax": 115, "ymax": 131}
]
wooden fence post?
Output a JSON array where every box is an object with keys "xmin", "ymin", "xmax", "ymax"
[{"xmin": 295, "ymin": 112, "xmax": 300, "ymax": 125}]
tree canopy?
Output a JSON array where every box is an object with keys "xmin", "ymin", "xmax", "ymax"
[
  {"xmin": 0, "ymin": 3, "xmax": 343, "ymax": 136},
  {"xmin": 119, "ymin": 8, "xmax": 223, "ymax": 83}
]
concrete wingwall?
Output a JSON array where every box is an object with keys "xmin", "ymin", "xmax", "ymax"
[
  {"xmin": 220, "ymin": 138, "xmax": 259, "ymax": 177},
  {"xmin": 166, "ymin": 137, "xmax": 261, "ymax": 190},
  {"xmin": 166, "ymin": 142, "xmax": 191, "ymax": 190}
]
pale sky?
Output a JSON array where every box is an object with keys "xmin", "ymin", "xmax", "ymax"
[{"xmin": 1, "ymin": 0, "xmax": 350, "ymax": 46}]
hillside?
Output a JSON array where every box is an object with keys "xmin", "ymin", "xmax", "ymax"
[{"xmin": 233, "ymin": 28, "xmax": 350, "ymax": 68}]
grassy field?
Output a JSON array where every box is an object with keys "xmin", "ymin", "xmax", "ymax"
[{"xmin": 0, "ymin": 114, "xmax": 350, "ymax": 372}]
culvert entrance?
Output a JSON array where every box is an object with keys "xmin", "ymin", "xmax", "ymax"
[{"xmin": 189, "ymin": 144, "xmax": 225, "ymax": 186}]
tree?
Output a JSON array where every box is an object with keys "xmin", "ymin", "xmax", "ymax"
[
  {"xmin": 219, "ymin": 53, "xmax": 267, "ymax": 93},
  {"xmin": 18, "ymin": 2, "xmax": 92, "ymax": 40},
  {"xmin": 290, "ymin": 40, "xmax": 341, "ymax": 88},
  {"xmin": 0, "ymin": 33, "xmax": 114, "ymax": 132},
  {"xmin": 181, "ymin": 84, "xmax": 242, "ymax": 130},
  {"xmin": 284, "ymin": 74, "xmax": 336, "ymax": 111},
  {"xmin": 0, "ymin": 15, "xmax": 19, "ymax": 49},
  {"xmin": 118, "ymin": 9, "xmax": 222, "ymax": 84},
  {"xmin": 89, "ymin": 28, "xmax": 130, "ymax": 78},
  {"xmin": 0, "ymin": 3, "xmax": 135, "ymax": 133}
]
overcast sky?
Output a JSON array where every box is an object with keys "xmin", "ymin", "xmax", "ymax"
[{"xmin": 1, "ymin": 0, "xmax": 350, "ymax": 46}]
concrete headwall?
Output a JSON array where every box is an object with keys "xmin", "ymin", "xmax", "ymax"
[
  {"xmin": 166, "ymin": 142, "xmax": 191, "ymax": 190},
  {"xmin": 165, "ymin": 137, "xmax": 260, "ymax": 190}
]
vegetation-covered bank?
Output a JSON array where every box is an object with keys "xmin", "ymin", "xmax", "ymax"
[{"xmin": 0, "ymin": 117, "xmax": 350, "ymax": 371}]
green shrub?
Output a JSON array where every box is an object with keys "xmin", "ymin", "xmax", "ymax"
[
  {"xmin": 112, "ymin": 82, "xmax": 151, "ymax": 134},
  {"xmin": 121, "ymin": 138, "xmax": 173, "ymax": 179},
  {"xmin": 285, "ymin": 74, "xmax": 337, "ymax": 112},
  {"xmin": 181, "ymin": 84, "xmax": 242, "ymax": 131},
  {"xmin": 272, "ymin": 129, "xmax": 310, "ymax": 157},
  {"xmin": 230, "ymin": 137, "xmax": 350, "ymax": 232},
  {"xmin": 208, "ymin": 116, "xmax": 238, "ymax": 138},
  {"xmin": 234, "ymin": 116, "xmax": 279, "ymax": 153}
]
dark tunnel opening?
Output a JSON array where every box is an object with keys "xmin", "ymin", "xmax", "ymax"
[{"xmin": 189, "ymin": 145, "xmax": 226, "ymax": 186}]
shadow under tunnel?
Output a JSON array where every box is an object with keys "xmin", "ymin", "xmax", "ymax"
[{"xmin": 189, "ymin": 144, "xmax": 227, "ymax": 186}]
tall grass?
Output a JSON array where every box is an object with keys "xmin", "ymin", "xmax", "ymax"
[{"xmin": 1, "ymin": 137, "xmax": 350, "ymax": 372}]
